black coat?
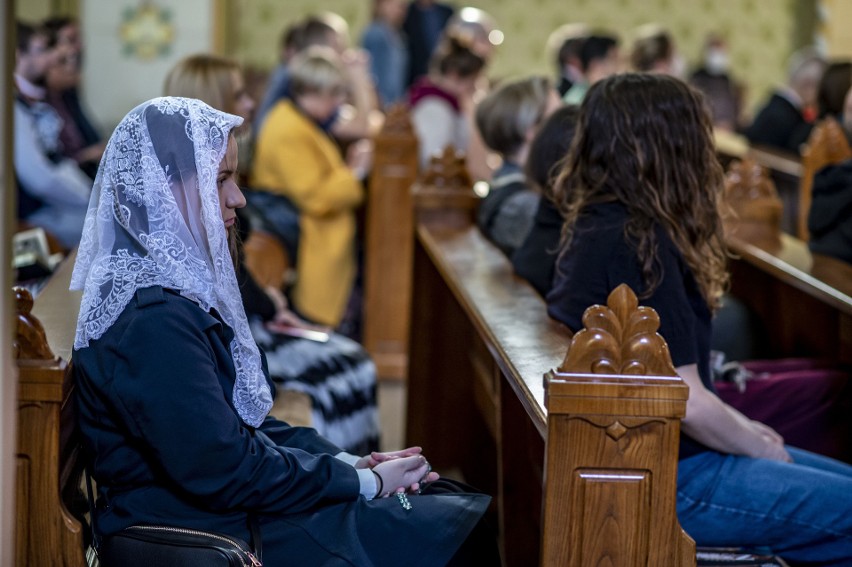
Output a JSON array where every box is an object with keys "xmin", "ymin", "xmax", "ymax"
[
  {"xmin": 808, "ymin": 161, "xmax": 852, "ymax": 264},
  {"xmin": 75, "ymin": 286, "xmax": 489, "ymax": 565},
  {"xmin": 744, "ymin": 92, "xmax": 813, "ymax": 154},
  {"xmin": 511, "ymin": 198, "xmax": 563, "ymax": 297}
]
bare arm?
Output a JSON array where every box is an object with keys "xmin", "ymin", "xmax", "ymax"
[
  {"xmin": 677, "ymin": 364, "xmax": 791, "ymax": 462},
  {"xmin": 331, "ymin": 48, "xmax": 380, "ymax": 142}
]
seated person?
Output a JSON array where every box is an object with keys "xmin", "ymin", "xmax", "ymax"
[
  {"xmin": 409, "ymin": 35, "xmax": 485, "ymax": 168},
  {"xmin": 562, "ymin": 33, "xmax": 620, "ymax": 106},
  {"xmin": 42, "ymin": 16, "xmax": 104, "ymax": 180},
  {"xmin": 361, "ymin": 0, "xmax": 409, "ymax": 108},
  {"xmin": 744, "ymin": 48, "xmax": 825, "ymax": 154},
  {"xmin": 546, "ymin": 23, "xmax": 589, "ymax": 97},
  {"xmin": 164, "ymin": 53, "xmax": 380, "ymax": 454},
  {"xmin": 689, "ymin": 33, "xmax": 742, "ymax": 131},
  {"xmin": 72, "ymin": 96, "xmax": 496, "ymax": 566},
  {"xmin": 816, "ymin": 60, "xmax": 852, "ymax": 120},
  {"xmin": 546, "ymin": 73, "xmax": 852, "ymax": 564},
  {"xmin": 403, "ymin": 0, "xmax": 454, "ymax": 86},
  {"xmin": 629, "ymin": 23, "xmax": 680, "ymax": 76},
  {"xmin": 14, "ymin": 21, "xmax": 90, "ymax": 248},
  {"xmin": 475, "ymin": 75, "xmax": 560, "ymax": 255},
  {"xmin": 255, "ymin": 13, "xmax": 377, "ymax": 144},
  {"xmin": 252, "ymin": 48, "xmax": 371, "ymax": 329},
  {"xmin": 808, "ymin": 87, "xmax": 852, "ymax": 264},
  {"xmin": 511, "ymin": 106, "xmax": 579, "ymax": 296}
]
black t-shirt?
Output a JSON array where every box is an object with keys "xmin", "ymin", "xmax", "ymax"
[{"xmin": 546, "ymin": 201, "xmax": 714, "ymax": 459}]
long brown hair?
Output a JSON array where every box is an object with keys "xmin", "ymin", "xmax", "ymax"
[{"xmin": 552, "ymin": 73, "xmax": 728, "ymax": 310}]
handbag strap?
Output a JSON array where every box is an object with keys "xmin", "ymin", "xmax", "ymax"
[
  {"xmin": 84, "ymin": 466, "xmax": 102, "ymax": 553},
  {"xmin": 248, "ymin": 513, "xmax": 262, "ymax": 563}
]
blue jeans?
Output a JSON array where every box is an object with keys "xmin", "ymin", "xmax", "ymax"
[{"xmin": 677, "ymin": 447, "xmax": 852, "ymax": 565}]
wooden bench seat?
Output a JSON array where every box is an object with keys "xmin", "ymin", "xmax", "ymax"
[{"xmin": 407, "ymin": 219, "xmax": 696, "ymax": 566}]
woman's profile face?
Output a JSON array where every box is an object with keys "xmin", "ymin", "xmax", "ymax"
[{"xmin": 217, "ymin": 136, "xmax": 245, "ymax": 227}]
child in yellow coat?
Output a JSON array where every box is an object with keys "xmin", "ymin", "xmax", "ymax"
[{"xmin": 252, "ymin": 47, "xmax": 372, "ymax": 327}]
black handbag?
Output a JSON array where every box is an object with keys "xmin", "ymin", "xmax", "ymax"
[
  {"xmin": 97, "ymin": 525, "xmax": 261, "ymax": 567},
  {"xmin": 85, "ymin": 469, "xmax": 262, "ymax": 567}
]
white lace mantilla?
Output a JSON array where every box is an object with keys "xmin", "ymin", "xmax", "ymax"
[{"xmin": 71, "ymin": 97, "xmax": 272, "ymax": 427}]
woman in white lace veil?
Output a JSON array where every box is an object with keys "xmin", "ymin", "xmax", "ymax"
[
  {"xmin": 70, "ymin": 96, "xmax": 272, "ymax": 426},
  {"xmin": 71, "ymin": 96, "xmax": 496, "ymax": 566}
]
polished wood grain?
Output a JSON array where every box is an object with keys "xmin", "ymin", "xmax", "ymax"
[
  {"xmin": 15, "ymin": 251, "xmax": 87, "ymax": 567},
  {"xmin": 798, "ymin": 117, "xmax": 852, "ymax": 240},
  {"xmin": 242, "ymin": 229, "xmax": 290, "ymax": 291},
  {"xmin": 723, "ymin": 158, "xmax": 784, "ymax": 244},
  {"xmin": 408, "ymin": 222, "xmax": 695, "ymax": 566},
  {"xmin": 715, "ymin": 129, "xmax": 802, "ymax": 234},
  {"xmin": 543, "ymin": 285, "xmax": 693, "ymax": 567},
  {"xmin": 362, "ymin": 106, "xmax": 420, "ymax": 380}
]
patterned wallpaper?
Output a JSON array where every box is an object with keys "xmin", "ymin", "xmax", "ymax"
[{"xmin": 230, "ymin": 0, "xmax": 805, "ymax": 116}]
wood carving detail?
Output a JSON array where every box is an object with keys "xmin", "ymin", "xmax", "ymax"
[
  {"xmin": 13, "ymin": 287, "xmax": 55, "ymax": 361},
  {"xmin": 380, "ymin": 104, "xmax": 415, "ymax": 137},
  {"xmin": 723, "ymin": 158, "xmax": 783, "ymax": 230},
  {"xmin": 569, "ymin": 415, "xmax": 667, "ymax": 441},
  {"xmin": 559, "ymin": 284, "xmax": 677, "ymax": 376},
  {"xmin": 419, "ymin": 146, "xmax": 473, "ymax": 190},
  {"xmin": 799, "ymin": 117, "xmax": 852, "ymax": 239}
]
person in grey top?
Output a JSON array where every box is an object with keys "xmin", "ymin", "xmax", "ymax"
[{"xmin": 475, "ymin": 76, "xmax": 561, "ymax": 256}]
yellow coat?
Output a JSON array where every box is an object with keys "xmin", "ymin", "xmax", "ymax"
[{"xmin": 251, "ymin": 100, "xmax": 363, "ymax": 326}]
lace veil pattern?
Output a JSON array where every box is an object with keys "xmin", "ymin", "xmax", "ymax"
[{"xmin": 71, "ymin": 97, "xmax": 273, "ymax": 427}]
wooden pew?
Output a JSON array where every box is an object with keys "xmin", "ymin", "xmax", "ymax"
[
  {"xmin": 405, "ymin": 157, "xmax": 695, "ymax": 565},
  {"xmin": 362, "ymin": 106, "xmax": 420, "ymax": 380},
  {"xmin": 798, "ymin": 117, "xmax": 852, "ymax": 240},
  {"xmin": 715, "ymin": 129, "xmax": 802, "ymax": 235},
  {"xmin": 15, "ymin": 252, "xmax": 88, "ymax": 567},
  {"xmin": 723, "ymin": 159, "xmax": 852, "ymax": 363}
]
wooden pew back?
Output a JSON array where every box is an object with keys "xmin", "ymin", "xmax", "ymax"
[
  {"xmin": 543, "ymin": 284, "xmax": 693, "ymax": 566},
  {"xmin": 798, "ymin": 117, "xmax": 852, "ymax": 240},
  {"xmin": 15, "ymin": 262, "xmax": 88, "ymax": 567},
  {"xmin": 406, "ymin": 163, "xmax": 695, "ymax": 566},
  {"xmin": 362, "ymin": 106, "xmax": 420, "ymax": 380}
]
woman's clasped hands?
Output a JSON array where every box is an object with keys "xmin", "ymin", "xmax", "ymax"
[{"xmin": 355, "ymin": 447, "xmax": 441, "ymax": 498}]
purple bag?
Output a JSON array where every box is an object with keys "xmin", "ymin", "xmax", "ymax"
[{"xmin": 715, "ymin": 358, "xmax": 852, "ymax": 463}]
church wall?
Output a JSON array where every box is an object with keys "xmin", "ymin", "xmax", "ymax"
[{"xmin": 229, "ymin": 0, "xmax": 807, "ymax": 115}]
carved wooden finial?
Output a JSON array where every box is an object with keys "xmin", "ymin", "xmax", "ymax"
[
  {"xmin": 803, "ymin": 117, "xmax": 852, "ymax": 167},
  {"xmin": 380, "ymin": 104, "xmax": 415, "ymax": 136},
  {"xmin": 558, "ymin": 284, "xmax": 677, "ymax": 376},
  {"xmin": 420, "ymin": 145, "xmax": 473, "ymax": 189},
  {"xmin": 13, "ymin": 287, "xmax": 55, "ymax": 361},
  {"xmin": 723, "ymin": 158, "xmax": 783, "ymax": 230},
  {"xmin": 798, "ymin": 117, "xmax": 852, "ymax": 239}
]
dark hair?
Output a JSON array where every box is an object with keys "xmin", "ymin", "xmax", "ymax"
[
  {"xmin": 430, "ymin": 35, "xmax": 486, "ymax": 78},
  {"xmin": 557, "ymin": 36, "xmax": 586, "ymax": 69},
  {"xmin": 525, "ymin": 106, "xmax": 580, "ymax": 200},
  {"xmin": 16, "ymin": 21, "xmax": 44, "ymax": 53},
  {"xmin": 579, "ymin": 35, "xmax": 619, "ymax": 72},
  {"xmin": 631, "ymin": 28, "xmax": 673, "ymax": 72},
  {"xmin": 475, "ymin": 75, "xmax": 552, "ymax": 157},
  {"xmin": 42, "ymin": 16, "xmax": 75, "ymax": 48},
  {"xmin": 282, "ymin": 16, "xmax": 337, "ymax": 54},
  {"xmin": 552, "ymin": 73, "xmax": 728, "ymax": 309},
  {"xmin": 817, "ymin": 61, "xmax": 852, "ymax": 119}
]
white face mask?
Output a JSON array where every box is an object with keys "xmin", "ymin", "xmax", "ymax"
[{"xmin": 705, "ymin": 48, "xmax": 729, "ymax": 75}]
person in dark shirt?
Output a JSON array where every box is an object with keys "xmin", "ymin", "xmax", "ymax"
[
  {"xmin": 475, "ymin": 75, "xmax": 560, "ymax": 256},
  {"xmin": 511, "ymin": 105, "xmax": 579, "ymax": 296},
  {"xmin": 744, "ymin": 48, "xmax": 825, "ymax": 154},
  {"xmin": 71, "ymin": 97, "xmax": 495, "ymax": 566},
  {"xmin": 546, "ymin": 73, "xmax": 852, "ymax": 564},
  {"xmin": 808, "ymin": 159, "xmax": 852, "ymax": 263}
]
